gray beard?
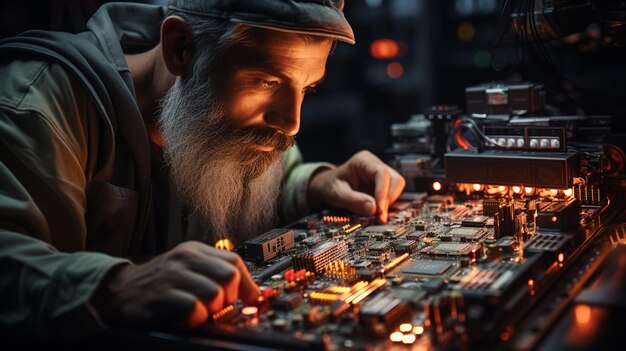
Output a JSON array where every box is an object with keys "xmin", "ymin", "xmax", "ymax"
[{"xmin": 157, "ymin": 78, "xmax": 285, "ymax": 244}]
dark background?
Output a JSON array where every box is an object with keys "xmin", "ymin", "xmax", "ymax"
[{"xmin": 2, "ymin": 0, "xmax": 624, "ymax": 164}]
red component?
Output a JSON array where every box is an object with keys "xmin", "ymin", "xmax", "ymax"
[
  {"xmin": 261, "ymin": 287, "xmax": 275, "ymax": 299},
  {"xmin": 284, "ymin": 269, "xmax": 295, "ymax": 282}
]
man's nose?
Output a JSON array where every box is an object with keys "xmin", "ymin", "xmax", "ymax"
[{"xmin": 263, "ymin": 88, "xmax": 302, "ymax": 136}]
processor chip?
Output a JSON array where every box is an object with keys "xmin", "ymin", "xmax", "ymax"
[
  {"xmin": 443, "ymin": 227, "xmax": 487, "ymax": 242},
  {"xmin": 402, "ymin": 260, "xmax": 454, "ymax": 276}
]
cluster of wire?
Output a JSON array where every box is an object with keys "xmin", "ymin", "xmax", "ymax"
[{"xmin": 447, "ymin": 118, "xmax": 516, "ymax": 152}]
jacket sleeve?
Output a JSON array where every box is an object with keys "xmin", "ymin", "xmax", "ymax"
[
  {"xmin": 0, "ymin": 58, "xmax": 129, "ymax": 339},
  {"xmin": 281, "ymin": 145, "xmax": 335, "ymax": 222}
]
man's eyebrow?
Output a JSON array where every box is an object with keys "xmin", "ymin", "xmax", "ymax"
[{"xmin": 242, "ymin": 65, "xmax": 326, "ymax": 86}]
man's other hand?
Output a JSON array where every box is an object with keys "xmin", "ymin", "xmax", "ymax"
[
  {"xmin": 91, "ymin": 241, "xmax": 260, "ymax": 329},
  {"xmin": 308, "ymin": 150, "xmax": 406, "ymax": 223}
]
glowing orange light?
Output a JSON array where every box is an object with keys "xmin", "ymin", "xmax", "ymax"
[
  {"xmin": 512, "ymin": 186, "xmax": 522, "ymax": 194},
  {"xmin": 574, "ymin": 304, "xmax": 591, "ymax": 325},
  {"xmin": 413, "ymin": 325, "xmax": 424, "ymax": 335},
  {"xmin": 528, "ymin": 279, "xmax": 535, "ymax": 287},
  {"xmin": 390, "ymin": 331, "xmax": 403, "ymax": 342},
  {"xmin": 472, "ymin": 183, "xmax": 483, "ymax": 192},
  {"xmin": 241, "ymin": 306, "xmax": 258, "ymax": 316},
  {"xmin": 563, "ymin": 188, "xmax": 573, "ymax": 197},
  {"xmin": 215, "ymin": 238, "xmax": 233, "ymax": 251},
  {"xmin": 370, "ymin": 39, "xmax": 400, "ymax": 59},
  {"xmin": 500, "ymin": 330, "xmax": 511, "ymax": 341},
  {"xmin": 551, "ymin": 216, "xmax": 558, "ymax": 223},
  {"xmin": 386, "ymin": 62, "xmax": 404, "ymax": 79},
  {"xmin": 433, "ymin": 181, "xmax": 442, "ymax": 191},
  {"xmin": 401, "ymin": 333, "xmax": 416, "ymax": 344},
  {"xmin": 399, "ymin": 323, "xmax": 412, "ymax": 332},
  {"xmin": 558, "ymin": 253, "xmax": 565, "ymax": 263},
  {"xmin": 524, "ymin": 187, "xmax": 535, "ymax": 195},
  {"xmin": 498, "ymin": 185, "xmax": 507, "ymax": 192},
  {"xmin": 549, "ymin": 189, "xmax": 559, "ymax": 196}
]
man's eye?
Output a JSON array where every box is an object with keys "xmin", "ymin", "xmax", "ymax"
[{"xmin": 261, "ymin": 80, "xmax": 279, "ymax": 89}]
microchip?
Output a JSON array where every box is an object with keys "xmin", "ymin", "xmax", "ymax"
[
  {"xmin": 402, "ymin": 260, "xmax": 454, "ymax": 276},
  {"xmin": 393, "ymin": 240, "xmax": 418, "ymax": 254},
  {"xmin": 440, "ymin": 227, "xmax": 486, "ymax": 242},
  {"xmin": 369, "ymin": 242, "xmax": 391, "ymax": 254},
  {"xmin": 461, "ymin": 215, "xmax": 489, "ymax": 227},
  {"xmin": 362, "ymin": 225, "xmax": 410, "ymax": 239},
  {"xmin": 420, "ymin": 242, "xmax": 480, "ymax": 259},
  {"xmin": 242, "ymin": 229, "xmax": 295, "ymax": 263}
]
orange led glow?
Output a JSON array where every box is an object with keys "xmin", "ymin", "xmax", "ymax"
[
  {"xmin": 389, "ymin": 331, "xmax": 403, "ymax": 342},
  {"xmin": 498, "ymin": 186, "xmax": 507, "ymax": 192},
  {"xmin": 551, "ymin": 216, "xmax": 558, "ymax": 223},
  {"xmin": 387, "ymin": 62, "xmax": 404, "ymax": 79},
  {"xmin": 472, "ymin": 183, "xmax": 483, "ymax": 192},
  {"xmin": 549, "ymin": 189, "xmax": 559, "ymax": 196},
  {"xmin": 558, "ymin": 253, "xmax": 565, "ymax": 263},
  {"xmin": 574, "ymin": 304, "xmax": 591, "ymax": 325},
  {"xmin": 413, "ymin": 325, "xmax": 424, "ymax": 335},
  {"xmin": 563, "ymin": 188, "xmax": 573, "ymax": 197},
  {"xmin": 528, "ymin": 279, "xmax": 534, "ymax": 287},
  {"xmin": 399, "ymin": 323, "xmax": 412, "ymax": 332},
  {"xmin": 370, "ymin": 39, "xmax": 400, "ymax": 59},
  {"xmin": 524, "ymin": 187, "xmax": 535, "ymax": 195},
  {"xmin": 401, "ymin": 333, "xmax": 416, "ymax": 344},
  {"xmin": 215, "ymin": 238, "xmax": 233, "ymax": 251},
  {"xmin": 433, "ymin": 181, "xmax": 442, "ymax": 191},
  {"xmin": 241, "ymin": 306, "xmax": 258, "ymax": 316},
  {"xmin": 512, "ymin": 186, "xmax": 522, "ymax": 194}
]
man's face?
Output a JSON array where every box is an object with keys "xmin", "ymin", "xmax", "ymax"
[
  {"xmin": 158, "ymin": 29, "xmax": 332, "ymax": 242},
  {"xmin": 212, "ymin": 30, "xmax": 333, "ymax": 150}
]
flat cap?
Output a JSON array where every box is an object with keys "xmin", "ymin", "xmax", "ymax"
[{"xmin": 168, "ymin": 0, "xmax": 355, "ymax": 44}]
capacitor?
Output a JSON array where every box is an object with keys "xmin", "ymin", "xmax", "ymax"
[{"xmin": 494, "ymin": 200, "xmax": 515, "ymax": 239}]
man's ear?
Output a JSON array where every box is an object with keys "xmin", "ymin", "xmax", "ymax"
[{"xmin": 161, "ymin": 16, "xmax": 194, "ymax": 77}]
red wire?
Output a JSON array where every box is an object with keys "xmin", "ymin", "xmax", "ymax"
[{"xmin": 453, "ymin": 119, "xmax": 471, "ymax": 150}]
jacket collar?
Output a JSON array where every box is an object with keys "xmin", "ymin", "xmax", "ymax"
[{"xmin": 86, "ymin": 3, "xmax": 165, "ymax": 73}]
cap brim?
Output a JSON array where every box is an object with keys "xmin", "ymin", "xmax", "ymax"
[{"xmin": 230, "ymin": 19, "xmax": 356, "ymax": 45}]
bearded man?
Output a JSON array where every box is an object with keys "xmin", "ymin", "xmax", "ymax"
[{"xmin": 0, "ymin": 0, "xmax": 405, "ymax": 339}]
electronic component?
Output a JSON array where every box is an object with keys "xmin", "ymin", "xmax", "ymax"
[
  {"xmin": 440, "ymin": 227, "xmax": 487, "ymax": 242},
  {"xmin": 420, "ymin": 242, "xmax": 481, "ymax": 259},
  {"xmin": 293, "ymin": 241, "xmax": 349, "ymax": 274},
  {"xmin": 359, "ymin": 292, "xmax": 412, "ymax": 337},
  {"xmin": 465, "ymin": 82, "xmax": 545, "ymax": 116},
  {"xmin": 574, "ymin": 183, "xmax": 606, "ymax": 206},
  {"xmin": 494, "ymin": 200, "xmax": 515, "ymax": 239},
  {"xmin": 272, "ymin": 292, "xmax": 303, "ymax": 311},
  {"xmin": 483, "ymin": 126, "xmax": 566, "ymax": 151},
  {"xmin": 393, "ymin": 240, "xmax": 418, "ymax": 254},
  {"xmin": 444, "ymin": 150, "xmax": 579, "ymax": 189},
  {"xmin": 461, "ymin": 215, "xmax": 489, "ymax": 227},
  {"xmin": 535, "ymin": 198, "xmax": 581, "ymax": 230},
  {"xmin": 361, "ymin": 224, "xmax": 411, "ymax": 239},
  {"xmin": 524, "ymin": 232, "xmax": 574, "ymax": 265},
  {"xmin": 254, "ymin": 257, "xmax": 293, "ymax": 282},
  {"xmin": 401, "ymin": 259, "xmax": 454, "ymax": 276},
  {"xmin": 242, "ymin": 228, "xmax": 295, "ymax": 263}
]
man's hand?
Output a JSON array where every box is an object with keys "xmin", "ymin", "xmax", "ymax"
[
  {"xmin": 308, "ymin": 150, "xmax": 405, "ymax": 223},
  {"xmin": 91, "ymin": 241, "xmax": 260, "ymax": 329}
]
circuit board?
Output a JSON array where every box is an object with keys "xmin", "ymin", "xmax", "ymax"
[{"xmin": 163, "ymin": 189, "xmax": 623, "ymax": 351}]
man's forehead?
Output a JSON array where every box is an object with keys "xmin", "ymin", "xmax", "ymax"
[{"xmin": 219, "ymin": 30, "xmax": 332, "ymax": 75}]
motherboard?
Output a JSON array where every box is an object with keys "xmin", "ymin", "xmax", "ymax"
[{"xmin": 153, "ymin": 184, "xmax": 624, "ymax": 351}]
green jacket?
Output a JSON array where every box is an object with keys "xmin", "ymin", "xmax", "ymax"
[{"xmin": 0, "ymin": 3, "xmax": 330, "ymax": 339}]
